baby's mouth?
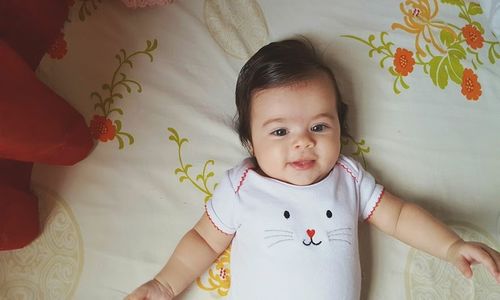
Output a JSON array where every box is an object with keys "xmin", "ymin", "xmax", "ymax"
[{"xmin": 290, "ymin": 160, "xmax": 315, "ymax": 170}]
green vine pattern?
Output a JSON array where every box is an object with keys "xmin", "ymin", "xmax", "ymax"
[
  {"xmin": 168, "ymin": 128, "xmax": 218, "ymax": 203},
  {"xmin": 486, "ymin": 40, "xmax": 500, "ymax": 64},
  {"xmin": 167, "ymin": 127, "xmax": 229, "ymax": 295},
  {"xmin": 90, "ymin": 39, "xmax": 157, "ymax": 149},
  {"xmin": 78, "ymin": 0, "xmax": 103, "ymax": 21},
  {"xmin": 341, "ymin": 136, "xmax": 370, "ymax": 168},
  {"xmin": 342, "ymin": 0, "xmax": 499, "ymax": 100},
  {"xmin": 342, "ymin": 32, "xmax": 413, "ymax": 95}
]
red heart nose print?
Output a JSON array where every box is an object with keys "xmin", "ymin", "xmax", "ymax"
[{"xmin": 306, "ymin": 229, "xmax": 315, "ymax": 238}]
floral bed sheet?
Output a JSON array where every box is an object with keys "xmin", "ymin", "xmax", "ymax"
[{"xmin": 1, "ymin": 0, "xmax": 499, "ymax": 299}]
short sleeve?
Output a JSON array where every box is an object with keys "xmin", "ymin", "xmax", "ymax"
[
  {"xmin": 359, "ymin": 169, "xmax": 384, "ymax": 220},
  {"xmin": 205, "ymin": 170, "xmax": 240, "ymax": 234},
  {"xmin": 355, "ymin": 161, "xmax": 384, "ymax": 221},
  {"xmin": 337, "ymin": 155, "xmax": 384, "ymax": 221}
]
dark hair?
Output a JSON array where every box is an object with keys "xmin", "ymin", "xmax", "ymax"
[{"xmin": 234, "ymin": 38, "xmax": 348, "ymax": 151}]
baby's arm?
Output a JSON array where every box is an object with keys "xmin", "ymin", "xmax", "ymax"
[
  {"xmin": 125, "ymin": 213, "xmax": 234, "ymax": 299},
  {"xmin": 368, "ymin": 191, "xmax": 500, "ymax": 283}
]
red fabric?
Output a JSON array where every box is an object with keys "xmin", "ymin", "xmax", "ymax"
[
  {"xmin": 0, "ymin": 0, "xmax": 92, "ymax": 250},
  {"xmin": 0, "ymin": 0, "xmax": 69, "ymax": 69},
  {"xmin": 0, "ymin": 40, "xmax": 93, "ymax": 165},
  {"xmin": 0, "ymin": 183, "xmax": 40, "ymax": 251},
  {"xmin": 0, "ymin": 160, "xmax": 39, "ymax": 250}
]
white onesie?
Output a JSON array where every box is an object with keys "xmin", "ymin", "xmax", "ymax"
[{"xmin": 206, "ymin": 154, "xmax": 384, "ymax": 300}]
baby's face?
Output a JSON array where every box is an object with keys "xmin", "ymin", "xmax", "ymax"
[{"xmin": 249, "ymin": 74, "xmax": 341, "ymax": 186}]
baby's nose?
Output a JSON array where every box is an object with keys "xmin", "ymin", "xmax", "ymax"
[
  {"xmin": 306, "ymin": 229, "xmax": 316, "ymax": 238},
  {"xmin": 294, "ymin": 133, "xmax": 314, "ymax": 149}
]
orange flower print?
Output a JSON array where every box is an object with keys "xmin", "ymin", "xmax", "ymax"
[
  {"xmin": 90, "ymin": 115, "xmax": 117, "ymax": 142},
  {"xmin": 461, "ymin": 68, "xmax": 481, "ymax": 101},
  {"xmin": 462, "ymin": 24, "xmax": 484, "ymax": 50},
  {"xmin": 393, "ymin": 48, "xmax": 416, "ymax": 76},
  {"xmin": 47, "ymin": 32, "xmax": 68, "ymax": 59}
]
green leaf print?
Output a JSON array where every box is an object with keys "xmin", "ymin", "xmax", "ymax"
[
  {"xmin": 487, "ymin": 41, "xmax": 500, "ymax": 64},
  {"xmin": 468, "ymin": 2, "xmax": 483, "ymax": 15},
  {"xmin": 90, "ymin": 39, "xmax": 157, "ymax": 149},
  {"xmin": 167, "ymin": 128, "xmax": 218, "ymax": 202},
  {"xmin": 341, "ymin": 136, "xmax": 370, "ymax": 168},
  {"xmin": 429, "ymin": 56, "xmax": 449, "ymax": 89},
  {"xmin": 440, "ymin": 0, "xmax": 462, "ymax": 6},
  {"xmin": 440, "ymin": 29, "xmax": 456, "ymax": 47}
]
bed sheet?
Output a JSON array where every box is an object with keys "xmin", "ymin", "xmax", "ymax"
[{"xmin": 1, "ymin": 0, "xmax": 500, "ymax": 299}]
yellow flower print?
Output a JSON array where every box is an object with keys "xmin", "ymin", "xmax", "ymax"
[
  {"xmin": 391, "ymin": 0, "xmax": 457, "ymax": 57},
  {"xmin": 196, "ymin": 248, "xmax": 231, "ymax": 296}
]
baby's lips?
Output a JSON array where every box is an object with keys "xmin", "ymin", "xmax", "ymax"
[{"xmin": 290, "ymin": 160, "xmax": 315, "ymax": 170}]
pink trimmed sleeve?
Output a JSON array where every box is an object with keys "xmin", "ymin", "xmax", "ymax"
[
  {"xmin": 338, "ymin": 156, "xmax": 384, "ymax": 222},
  {"xmin": 205, "ymin": 170, "xmax": 239, "ymax": 235},
  {"xmin": 356, "ymin": 164, "xmax": 384, "ymax": 221},
  {"xmin": 364, "ymin": 188, "xmax": 385, "ymax": 222}
]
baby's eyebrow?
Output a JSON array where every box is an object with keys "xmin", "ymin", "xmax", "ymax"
[
  {"xmin": 261, "ymin": 113, "xmax": 336, "ymax": 127},
  {"xmin": 262, "ymin": 117, "xmax": 286, "ymax": 128},
  {"xmin": 312, "ymin": 113, "xmax": 337, "ymax": 122}
]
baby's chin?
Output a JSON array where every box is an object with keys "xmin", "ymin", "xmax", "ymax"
[
  {"xmin": 287, "ymin": 176, "xmax": 325, "ymax": 186},
  {"xmin": 256, "ymin": 164, "xmax": 331, "ymax": 186},
  {"xmin": 275, "ymin": 171, "xmax": 330, "ymax": 186}
]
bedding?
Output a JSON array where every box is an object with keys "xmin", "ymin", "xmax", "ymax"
[{"xmin": 1, "ymin": 0, "xmax": 499, "ymax": 299}]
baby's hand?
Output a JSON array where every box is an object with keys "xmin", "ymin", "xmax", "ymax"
[
  {"xmin": 446, "ymin": 239, "xmax": 500, "ymax": 283},
  {"xmin": 125, "ymin": 278, "xmax": 174, "ymax": 300}
]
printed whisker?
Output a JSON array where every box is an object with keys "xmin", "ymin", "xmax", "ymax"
[
  {"xmin": 327, "ymin": 232, "xmax": 352, "ymax": 237},
  {"xmin": 327, "ymin": 227, "xmax": 352, "ymax": 233},
  {"xmin": 264, "ymin": 234, "xmax": 294, "ymax": 239},
  {"xmin": 265, "ymin": 229, "xmax": 294, "ymax": 234},
  {"xmin": 267, "ymin": 238, "xmax": 294, "ymax": 248},
  {"xmin": 328, "ymin": 238, "xmax": 352, "ymax": 245}
]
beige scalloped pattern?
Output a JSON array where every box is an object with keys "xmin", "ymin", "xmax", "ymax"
[
  {"xmin": 204, "ymin": 0, "xmax": 269, "ymax": 59},
  {"xmin": 0, "ymin": 185, "xmax": 84, "ymax": 300},
  {"xmin": 406, "ymin": 222, "xmax": 500, "ymax": 299}
]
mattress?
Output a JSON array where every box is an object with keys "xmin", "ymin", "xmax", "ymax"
[{"xmin": 1, "ymin": 0, "xmax": 499, "ymax": 299}]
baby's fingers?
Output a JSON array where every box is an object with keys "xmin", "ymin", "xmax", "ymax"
[
  {"xmin": 454, "ymin": 255, "xmax": 473, "ymax": 278},
  {"xmin": 482, "ymin": 245, "xmax": 500, "ymax": 283},
  {"xmin": 467, "ymin": 243, "xmax": 500, "ymax": 283}
]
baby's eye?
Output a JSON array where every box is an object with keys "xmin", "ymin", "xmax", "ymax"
[
  {"xmin": 326, "ymin": 210, "xmax": 333, "ymax": 218},
  {"xmin": 272, "ymin": 128, "xmax": 288, "ymax": 136},
  {"xmin": 311, "ymin": 124, "xmax": 328, "ymax": 132}
]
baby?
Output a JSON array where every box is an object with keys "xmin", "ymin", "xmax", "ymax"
[{"xmin": 126, "ymin": 38, "xmax": 500, "ymax": 300}]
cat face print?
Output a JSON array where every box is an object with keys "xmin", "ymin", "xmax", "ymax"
[{"xmin": 263, "ymin": 207, "xmax": 353, "ymax": 249}]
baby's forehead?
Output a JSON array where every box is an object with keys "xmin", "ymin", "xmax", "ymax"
[
  {"xmin": 250, "ymin": 77, "xmax": 339, "ymax": 113},
  {"xmin": 251, "ymin": 70, "xmax": 336, "ymax": 90},
  {"xmin": 251, "ymin": 72, "xmax": 337, "ymax": 98}
]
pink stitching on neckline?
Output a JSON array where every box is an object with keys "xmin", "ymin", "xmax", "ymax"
[
  {"xmin": 235, "ymin": 167, "xmax": 252, "ymax": 193},
  {"xmin": 365, "ymin": 188, "xmax": 385, "ymax": 222},
  {"xmin": 336, "ymin": 161, "xmax": 358, "ymax": 182}
]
